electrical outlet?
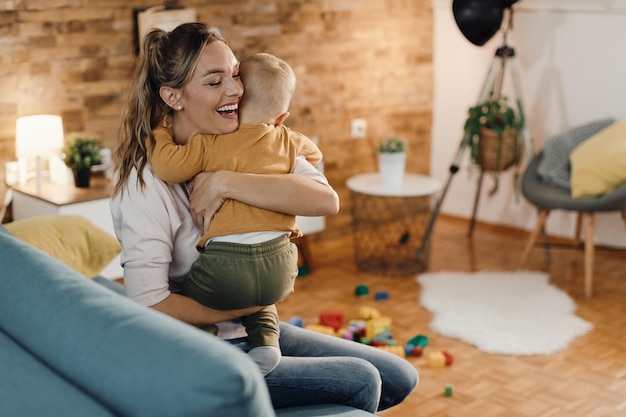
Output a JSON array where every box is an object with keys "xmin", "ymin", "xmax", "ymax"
[{"xmin": 351, "ymin": 118, "xmax": 367, "ymax": 139}]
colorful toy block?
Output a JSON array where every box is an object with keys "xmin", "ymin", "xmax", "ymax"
[
  {"xmin": 305, "ymin": 323, "xmax": 336, "ymax": 336},
  {"xmin": 319, "ymin": 311, "xmax": 344, "ymax": 331},
  {"xmin": 355, "ymin": 284, "xmax": 369, "ymax": 296},
  {"xmin": 374, "ymin": 291, "xmax": 389, "ymax": 301},
  {"xmin": 365, "ymin": 316, "xmax": 391, "ymax": 338},
  {"xmin": 427, "ymin": 351, "xmax": 453, "ymax": 368},
  {"xmin": 376, "ymin": 345, "xmax": 406, "ymax": 358},
  {"xmin": 288, "ymin": 316, "xmax": 304, "ymax": 327},
  {"xmin": 358, "ymin": 306, "xmax": 381, "ymax": 320},
  {"xmin": 407, "ymin": 334, "xmax": 429, "ymax": 348}
]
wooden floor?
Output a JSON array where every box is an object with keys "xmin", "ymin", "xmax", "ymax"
[{"xmin": 277, "ymin": 215, "xmax": 626, "ymax": 417}]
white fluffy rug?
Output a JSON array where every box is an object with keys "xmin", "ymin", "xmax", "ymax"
[{"xmin": 417, "ymin": 271, "xmax": 593, "ymax": 355}]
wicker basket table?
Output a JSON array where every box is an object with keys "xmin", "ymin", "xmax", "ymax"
[{"xmin": 346, "ymin": 173, "xmax": 441, "ymax": 276}]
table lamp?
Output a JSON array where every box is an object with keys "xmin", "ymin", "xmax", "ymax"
[{"xmin": 15, "ymin": 114, "xmax": 65, "ymax": 194}]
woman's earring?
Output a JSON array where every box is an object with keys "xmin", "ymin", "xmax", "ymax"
[{"xmin": 177, "ymin": 105, "xmax": 183, "ymax": 110}]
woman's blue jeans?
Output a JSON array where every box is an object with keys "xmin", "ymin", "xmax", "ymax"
[{"xmin": 229, "ymin": 322, "xmax": 418, "ymax": 413}]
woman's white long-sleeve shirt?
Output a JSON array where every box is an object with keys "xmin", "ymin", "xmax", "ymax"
[
  {"xmin": 110, "ymin": 164, "xmax": 247, "ymax": 339},
  {"xmin": 110, "ymin": 157, "xmax": 326, "ymax": 339},
  {"xmin": 111, "ymin": 164, "xmax": 199, "ymax": 306}
]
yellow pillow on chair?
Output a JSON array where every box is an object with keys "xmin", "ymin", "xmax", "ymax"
[
  {"xmin": 4, "ymin": 214, "xmax": 121, "ymax": 278},
  {"xmin": 570, "ymin": 118, "xmax": 626, "ymax": 198}
]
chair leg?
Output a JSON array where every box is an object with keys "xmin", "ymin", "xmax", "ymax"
[
  {"xmin": 519, "ymin": 209, "xmax": 549, "ymax": 270},
  {"xmin": 540, "ymin": 226, "xmax": 552, "ymax": 264},
  {"xmin": 575, "ymin": 212, "xmax": 584, "ymax": 244},
  {"xmin": 583, "ymin": 213, "xmax": 595, "ymax": 298}
]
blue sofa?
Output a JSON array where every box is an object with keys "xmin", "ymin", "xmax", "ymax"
[{"xmin": 0, "ymin": 222, "xmax": 374, "ymax": 416}]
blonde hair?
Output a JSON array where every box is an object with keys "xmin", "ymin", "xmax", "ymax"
[
  {"xmin": 238, "ymin": 53, "xmax": 296, "ymax": 119},
  {"xmin": 113, "ymin": 22, "xmax": 225, "ymax": 197}
]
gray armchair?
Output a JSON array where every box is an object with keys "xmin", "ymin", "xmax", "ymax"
[{"xmin": 518, "ymin": 151, "xmax": 626, "ymax": 297}]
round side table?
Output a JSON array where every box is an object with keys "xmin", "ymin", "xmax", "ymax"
[{"xmin": 346, "ymin": 173, "xmax": 442, "ymax": 276}]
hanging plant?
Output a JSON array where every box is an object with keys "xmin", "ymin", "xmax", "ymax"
[{"xmin": 463, "ymin": 96, "xmax": 525, "ymax": 194}]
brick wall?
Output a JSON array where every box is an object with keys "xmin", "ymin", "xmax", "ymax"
[{"xmin": 0, "ymin": 0, "xmax": 433, "ymax": 238}]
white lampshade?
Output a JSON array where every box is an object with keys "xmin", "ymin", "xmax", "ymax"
[{"xmin": 16, "ymin": 114, "xmax": 64, "ymax": 159}]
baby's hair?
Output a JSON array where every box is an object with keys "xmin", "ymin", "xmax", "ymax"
[{"xmin": 239, "ymin": 53, "xmax": 296, "ymax": 117}]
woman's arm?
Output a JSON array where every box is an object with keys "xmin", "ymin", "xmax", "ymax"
[
  {"xmin": 111, "ymin": 167, "xmax": 260, "ymax": 327},
  {"xmin": 189, "ymin": 163, "xmax": 339, "ymax": 233},
  {"xmin": 153, "ymin": 293, "xmax": 261, "ymax": 325}
]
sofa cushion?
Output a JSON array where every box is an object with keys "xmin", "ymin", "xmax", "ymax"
[
  {"xmin": 570, "ymin": 117, "xmax": 626, "ymax": 198},
  {"xmin": 0, "ymin": 232, "xmax": 275, "ymax": 417},
  {"xmin": 3, "ymin": 214, "xmax": 121, "ymax": 278},
  {"xmin": 0, "ymin": 330, "xmax": 115, "ymax": 417}
]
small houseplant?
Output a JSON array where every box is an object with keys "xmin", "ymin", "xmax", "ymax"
[
  {"xmin": 62, "ymin": 134, "xmax": 102, "ymax": 188},
  {"xmin": 378, "ymin": 137, "xmax": 405, "ymax": 154},
  {"xmin": 377, "ymin": 137, "xmax": 406, "ymax": 190},
  {"xmin": 463, "ymin": 96, "xmax": 524, "ymax": 194}
]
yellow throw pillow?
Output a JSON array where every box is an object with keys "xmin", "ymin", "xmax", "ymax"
[
  {"xmin": 570, "ymin": 118, "xmax": 626, "ymax": 198},
  {"xmin": 4, "ymin": 214, "xmax": 121, "ymax": 278}
]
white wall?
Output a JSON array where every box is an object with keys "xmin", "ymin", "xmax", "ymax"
[{"xmin": 431, "ymin": 0, "xmax": 626, "ymax": 247}]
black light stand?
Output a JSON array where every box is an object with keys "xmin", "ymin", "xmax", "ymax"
[{"xmin": 416, "ymin": 4, "xmax": 533, "ymax": 261}]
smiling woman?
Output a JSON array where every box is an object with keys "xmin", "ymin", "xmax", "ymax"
[
  {"xmin": 161, "ymin": 40, "xmax": 244, "ymax": 138},
  {"xmin": 110, "ymin": 21, "xmax": 418, "ymax": 414}
]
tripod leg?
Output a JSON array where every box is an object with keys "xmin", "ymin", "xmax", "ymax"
[
  {"xmin": 509, "ymin": 56, "xmax": 534, "ymax": 158},
  {"xmin": 467, "ymin": 55, "xmax": 507, "ymax": 238},
  {"xmin": 467, "ymin": 48, "xmax": 526, "ymax": 238},
  {"xmin": 476, "ymin": 56, "xmax": 505, "ymax": 104},
  {"xmin": 467, "ymin": 170, "xmax": 485, "ymax": 237},
  {"xmin": 416, "ymin": 134, "xmax": 466, "ymax": 260},
  {"xmin": 416, "ymin": 55, "xmax": 506, "ymax": 261}
]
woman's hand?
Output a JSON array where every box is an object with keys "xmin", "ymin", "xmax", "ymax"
[
  {"xmin": 152, "ymin": 292, "xmax": 263, "ymax": 325},
  {"xmin": 188, "ymin": 171, "xmax": 227, "ymax": 233}
]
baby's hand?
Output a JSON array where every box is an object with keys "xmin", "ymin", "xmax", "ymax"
[
  {"xmin": 160, "ymin": 114, "xmax": 173, "ymax": 128},
  {"xmin": 151, "ymin": 114, "xmax": 174, "ymax": 138},
  {"xmin": 188, "ymin": 172, "xmax": 227, "ymax": 233}
]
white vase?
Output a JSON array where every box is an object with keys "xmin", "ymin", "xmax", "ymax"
[{"xmin": 378, "ymin": 152, "xmax": 406, "ymax": 190}]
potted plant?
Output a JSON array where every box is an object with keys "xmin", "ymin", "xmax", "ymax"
[
  {"xmin": 463, "ymin": 96, "xmax": 524, "ymax": 194},
  {"xmin": 62, "ymin": 134, "xmax": 102, "ymax": 188},
  {"xmin": 377, "ymin": 137, "xmax": 406, "ymax": 190}
]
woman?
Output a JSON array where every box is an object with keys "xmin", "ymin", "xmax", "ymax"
[{"xmin": 111, "ymin": 22, "xmax": 417, "ymax": 413}]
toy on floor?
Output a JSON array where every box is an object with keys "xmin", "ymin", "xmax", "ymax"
[
  {"xmin": 405, "ymin": 334, "xmax": 429, "ymax": 357},
  {"xmin": 427, "ymin": 351, "xmax": 454, "ymax": 368},
  {"xmin": 444, "ymin": 384, "xmax": 453, "ymax": 397},
  {"xmin": 288, "ymin": 316, "xmax": 304, "ymax": 327},
  {"xmin": 292, "ymin": 307, "xmax": 449, "ymax": 362},
  {"xmin": 354, "ymin": 284, "xmax": 369, "ymax": 296},
  {"xmin": 319, "ymin": 311, "xmax": 344, "ymax": 331},
  {"xmin": 374, "ymin": 290, "xmax": 389, "ymax": 301},
  {"xmin": 305, "ymin": 323, "xmax": 335, "ymax": 335}
]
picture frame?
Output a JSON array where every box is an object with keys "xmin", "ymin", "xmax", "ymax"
[{"xmin": 132, "ymin": 5, "xmax": 197, "ymax": 55}]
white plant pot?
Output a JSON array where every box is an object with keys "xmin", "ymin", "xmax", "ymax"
[{"xmin": 378, "ymin": 152, "xmax": 406, "ymax": 190}]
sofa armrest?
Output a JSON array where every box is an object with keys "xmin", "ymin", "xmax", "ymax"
[
  {"xmin": 0, "ymin": 232, "xmax": 275, "ymax": 417},
  {"xmin": 0, "ymin": 330, "xmax": 115, "ymax": 417}
]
